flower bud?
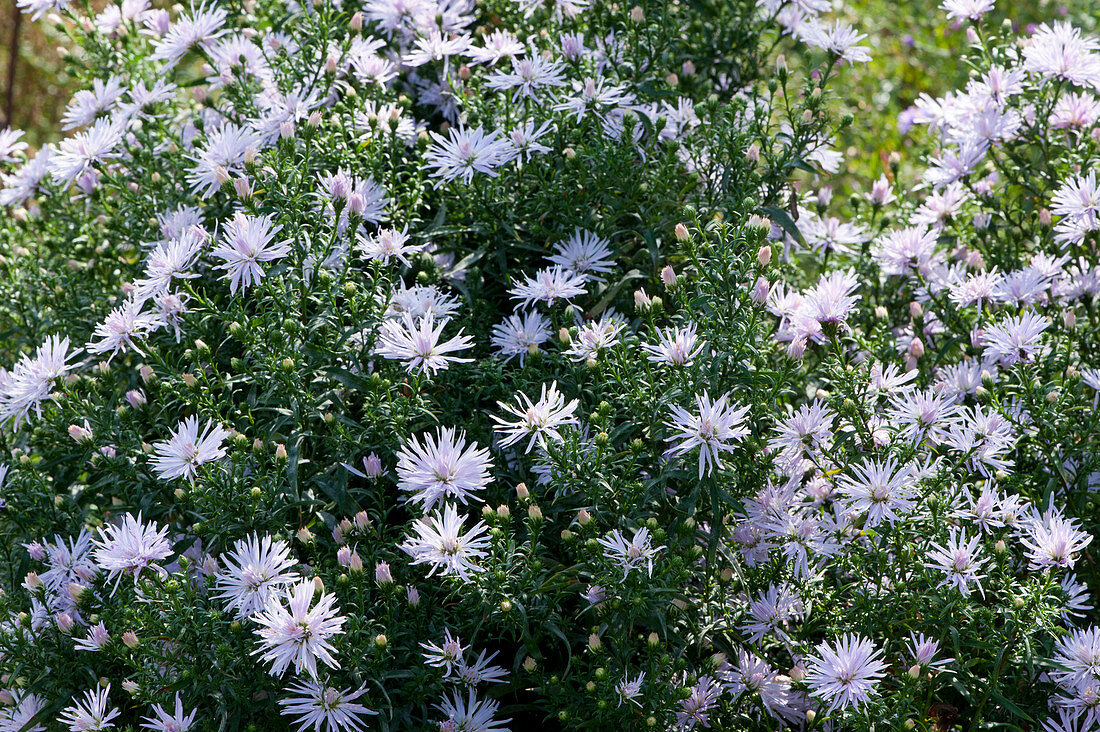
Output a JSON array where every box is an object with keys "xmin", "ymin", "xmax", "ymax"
[
  {"xmin": 68, "ymin": 423, "xmax": 93, "ymax": 443},
  {"xmin": 629, "ymin": 5, "xmax": 644, "ymax": 23},
  {"xmin": 56, "ymin": 613, "xmax": 74, "ymax": 633},
  {"xmin": 122, "ymin": 631, "xmax": 140, "ymax": 649},
  {"xmin": 908, "ymin": 338, "xmax": 924, "ymax": 359},
  {"xmin": 374, "ymin": 633, "xmax": 388, "ymax": 649},
  {"xmin": 23, "ymin": 572, "xmax": 42, "ymax": 591},
  {"xmin": 909, "ymin": 301, "xmax": 923, "ymax": 320},
  {"xmin": 660, "ymin": 265, "xmax": 676, "ymax": 288},
  {"xmin": 126, "ymin": 389, "xmax": 146, "ymax": 408},
  {"xmin": 588, "ymin": 633, "xmax": 602, "ymax": 651},
  {"xmin": 349, "ymin": 11, "xmax": 363, "ymax": 30},
  {"xmin": 407, "ymin": 586, "xmax": 420, "ymax": 606},
  {"xmin": 674, "ymin": 223, "xmax": 690, "ymax": 241},
  {"xmin": 297, "ymin": 527, "xmax": 314, "ymax": 544},
  {"xmin": 375, "ymin": 562, "xmax": 393, "ymax": 585},
  {"xmin": 577, "ymin": 509, "xmax": 592, "ymax": 526},
  {"xmin": 757, "ymin": 245, "xmax": 772, "ymax": 266},
  {"xmin": 516, "ymin": 483, "xmax": 529, "ymax": 500}
]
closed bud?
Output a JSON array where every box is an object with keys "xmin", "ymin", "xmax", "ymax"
[
  {"xmin": 275, "ymin": 444, "xmax": 288, "ymax": 461},
  {"xmin": 122, "ymin": 631, "xmax": 140, "ymax": 649},
  {"xmin": 523, "ymin": 656, "xmax": 537, "ymax": 671},
  {"xmin": 805, "ymin": 709, "xmax": 816, "ymax": 722},
  {"xmin": 297, "ymin": 526, "xmax": 314, "ymax": 544},
  {"xmin": 995, "ymin": 539, "xmax": 1006, "ymax": 553},
  {"xmin": 126, "ymin": 389, "xmax": 146, "ymax": 408},
  {"xmin": 577, "ymin": 509, "xmax": 592, "ymax": 526},
  {"xmin": 375, "ymin": 562, "xmax": 393, "ymax": 585},
  {"xmin": 757, "ymin": 245, "xmax": 772, "ymax": 266},
  {"xmin": 349, "ymin": 11, "xmax": 362, "ymax": 30},
  {"xmin": 908, "ymin": 337, "xmax": 925, "ymax": 359},
  {"xmin": 1064, "ymin": 309, "xmax": 1076, "ymax": 330},
  {"xmin": 629, "ymin": 5, "xmax": 644, "ymax": 22},
  {"xmin": 500, "ymin": 599, "xmax": 512, "ymax": 612},
  {"xmin": 407, "ymin": 586, "xmax": 420, "ymax": 606},
  {"xmin": 374, "ymin": 633, "xmax": 388, "ymax": 649},
  {"xmin": 588, "ymin": 633, "xmax": 601, "ymax": 651},
  {"xmin": 674, "ymin": 223, "xmax": 690, "ymax": 241},
  {"xmin": 559, "ymin": 327, "xmax": 571, "ymax": 345},
  {"xmin": 908, "ymin": 664, "xmax": 921, "ymax": 678},
  {"xmin": 23, "ymin": 572, "xmax": 42, "ymax": 591},
  {"xmin": 516, "ymin": 483, "xmax": 529, "ymax": 500},
  {"xmin": 56, "ymin": 613, "xmax": 74, "ymax": 633},
  {"xmin": 182, "ymin": 373, "xmax": 198, "ymax": 388},
  {"xmin": 647, "ymin": 632, "xmax": 659, "ymax": 648},
  {"xmin": 528, "ymin": 505, "xmax": 543, "ymax": 522},
  {"xmin": 233, "ymin": 177, "xmax": 252, "ymax": 200},
  {"xmin": 660, "ymin": 265, "xmax": 676, "ymax": 288},
  {"xmin": 909, "ymin": 301, "xmax": 923, "ymax": 319}
]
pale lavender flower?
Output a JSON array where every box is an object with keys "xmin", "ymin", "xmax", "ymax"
[
  {"xmin": 492, "ymin": 381, "xmax": 579, "ymax": 453},
  {"xmin": 253, "ymin": 579, "xmax": 346, "ymax": 679},
  {"xmin": 1020, "ymin": 509, "xmax": 1093, "ymax": 571},
  {"xmin": 211, "ymin": 213, "xmax": 291, "ymax": 293},
  {"xmin": 941, "ymin": 0, "xmax": 994, "ymax": 21},
  {"xmin": 186, "ymin": 123, "xmax": 262, "ymax": 199},
  {"xmin": 87, "ymin": 299, "xmax": 162, "ymax": 362},
  {"xmin": 141, "ymin": 693, "xmax": 197, "ymax": 732},
  {"xmin": 0, "ymin": 334, "xmax": 80, "ymax": 428},
  {"xmin": 548, "ymin": 229, "xmax": 615, "ymax": 281},
  {"xmin": 907, "ymin": 632, "xmax": 953, "ymax": 670},
  {"xmin": 837, "ymin": 458, "xmax": 917, "ymax": 527},
  {"xmin": 596, "ymin": 527, "xmax": 664, "ymax": 579},
  {"xmin": 74, "ymin": 621, "xmax": 111, "ymax": 652},
  {"xmin": 982, "ymin": 312, "xmax": 1049, "ymax": 366},
  {"xmin": 616, "ymin": 671, "xmax": 645, "ymax": 708},
  {"xmin": 486, "ymin": 56, "xmax": 568, "ymax": 102},
  {"xmin": 565, "ymin": 317, "xmax": 625, "ymax": 362},
  {"xmin": 490, "ymin": 311, "xmax": 551, "ymax": 365},
  {"xmin": 92, "ymin": 513, "xmax": 172, "ymax": 592},
  {"xmin": 150, "ymin": 2, "xmax": 228, "ymax": 69},
  {"xmin": 356, "ymin": 225, "xmax": 422, "ymax": 267},
  {"xmin": 49, "ymin": 118, "xmax": 124, "ymax": 187},
  {"xmin": 58, "ymin": 685, "xmax": 120, "ymax": 731},
  {"xmin": 642, "ymin": 323, "xmax": 705, "ymax": 366},
  {"xmin": 150, "ymin": 416, "xmax": 230, "ymax": 482},
  {"xmin": 375, "ymin": 312, "xmax": 474, "ymax": 376},
  {"xmin": 508, "ymin": 266, "xmax": 589, "ymax": 308},
  {"xmin": 435, "ymin": 690, "xmax": 510, "ymax": 732},
  {"xmin": 925, "ymin": 529, "xmax": 987, "ymax": 597},
  {"xmin": 278, "ymin": 680, "xmax": 377, "ymax": 732},
  {"xmin": 396, "ymin": 427, "xmax": 493, "ymax": 510},
  {"xmin": 0, "ymin": 128, "xmax": 28, "ymax": 163},
  {"xmin": 665, "ymin": 391, "xmax": 751, "ymax": 478},
  {"xmin": 804, "ymin": 634, "xmax": 887, "ymax": 713},
  {"xmin": 400, "ymin": 504, "xmax": 490, "ymax": 580},
  {"xmin": 425, "ymin": 127, "xmax": 514, "ymax": 186},
  {"xmin": 800, "ymin": 20, "xmax": 871, "ymax": 64},
  {"xmin": 422, "ymin": 629, "xmax": 468, "ymax": 677},
  {"xmin": 215, "ymin": 534, "xmax": 300, "ymax": 618}
]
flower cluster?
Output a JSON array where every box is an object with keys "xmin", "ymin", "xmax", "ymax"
[{"xmin": 0, "ymin": 0, "xmax": 1096, "ymax": 729}]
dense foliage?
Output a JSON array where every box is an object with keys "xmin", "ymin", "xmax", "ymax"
[{"xmin": 0, "ymin": 0, "xmax": 1099, "ymax": 729}]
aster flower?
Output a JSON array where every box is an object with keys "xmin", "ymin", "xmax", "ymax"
[
  {"xmin": 425, "ymin": 126, "xmax": 514, "ymax": 186},
  {"xmin": 1, "ymin": 692, "xmax": 46, "ymax": 732},
  {"xmin": 508, "ymin": 266, "xmax": 589, "ymax": 309},
  {"xmin": 982, "ymin": 312, "xmax": 1050, "ymax": 366},
  {"xmin": 486, "ymin": 56, "xmax": 568, "ymax": 102},
  {"xmin": 723, "ymin": 651, "xmax": 802, "ymax": 723},
  {"xmin": 1051, "ymin": 627, "xmax": 1100, "ymax": 691},
  {"xmin": 132, "ymin": 229, "xmax": 205, "ymax": 301},
  {"xmin": 467, "ymin": 29, "xmax": 525, "ymax": 65},
  {"xmin": 804, "ymin": 634, "xmax": 887, "ymax": 713},
  {"xmin": 642, "ymin": 323, "xmax": 705, "ymax": 366},
  {"xmin": 150, "ymin": 2, "xmax": 228, "ymax": 69},
  {"xmin": 396, "ymin": 427, "xmax": 493, "ymax": 511},
  {"xmin": 548, "ymin": 229, "xmax": 615, "ymax": 281},
  {"xmin": 435, "ymin": 690, "xmax": 510, "ymax": 732},
  {"xmin": 92, "ymin": 513, "xmax": 172, "ymax": 592},
  {"xmin": 186, "ymin": 123, "xmax": 262, "ymax": 199},
  {"xmin": 1022, "ymin": 22, "xmax": 1100, "ymax": 89},
  {"xmin": 800, "ymin": 19, "xmax": 871, "ymax": 64},
  {"xmin": 492, "ymin": 381, "xmax": 580, "ymax": 453},
  {"xmin": 253, "ymin": 579, "xmax": 346, "ymax": 679},
  {"xmin": 278, "ymin": 680, "xmax": 377, "ymax": 732},
  {"xmin": 215, "ymin": 534, "xmax": 300, "ymax": 618},
  {"xmin": 400, "ymin": 504, "xmax": 490, "ymax": 581},
  {"xmin": 86, "ymin": 299, "xmax": 162, "ymax": 362},
  {"xmin": 665, "ymin": 391, "xmax": 751, "ymax": 478},
  {"xmin": 456, "ymin": 649, "xmax": 509, "ymax": 687},
  {"xmin": 49, "ymin": 117, "xmax": 124, "ymax": 187},
  {"xmin": 150, "ymin": 416, "xmax": 230, "ymax": 483},
  {"xmin": 58, "ymin": 685, "xmax": 120, "ymax": 731},
  {"xmin": 1020, "ymin": 509, "xmax": 1093, "ymax": 571},
  {"xmin": 74, "ymin": 621, "xmax": 111, "ymax": 652},
  {"xmin": 564, "ymin": 317, "xmax": 625, "ymax": 362},
  {"xmin": 422, "ymin": 628, "xmax": 469, "ymax": 677},
  {"xmin": 907, "ymin": 632, "xmax": 953, "ymax": 670},
  {"xmin": 0, "ymin": 334, "xmax": 80, "ymax": 428},
  {"xmin": 596, "ymin": 527, "xmax": 665, "ymax": 579},
  {"xmin": 616, "ymin": 671, "xmax": 645, "ymax": 708},
  {"xmin": 490, "ymin": 311, "xmax": 551, "ymax": 365},
  {"xmin": 739, "ymin": 583, "xmax": 805, "ymax": 644},
  {"xmin": 141, "ymin": 694, "xmax": 197, "ymax": 732},
  {"xmin": 0, "ymin": 128, "xmax": 28, "ymax": 163},
  {"xmin": 925, "ymin": 529, "xmax": 987, "ymax": 597},
  {"xmin": 356, "ymin": 225, "xmax": 422, "ymax": 267},
  {"xmin": 374, "ymin": 312, "xmax": 474, "ymax": 376},
  {"xmin": 211, "ymin": 213, "xmax": 291, "ymax": 294},
  {"xmin": 836, "ymin": 458, "xmax": 917, "ymax": 527}
]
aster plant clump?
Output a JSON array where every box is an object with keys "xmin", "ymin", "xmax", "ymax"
[{"xmin": 0, "ymin": 0, "xmax": 1098, "ymax": 728}]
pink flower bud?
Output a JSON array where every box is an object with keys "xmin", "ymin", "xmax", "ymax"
[
  {"xmin": 375, "ymin": 562, "xmax": 393, "ymax": 585},
  {"xmin": 674, "ymin": 223, "xmax": 690, "ymax": 241},
  {"xmin": 751, "ymin": 276, "xmax": 770, "ymax": 305}
]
